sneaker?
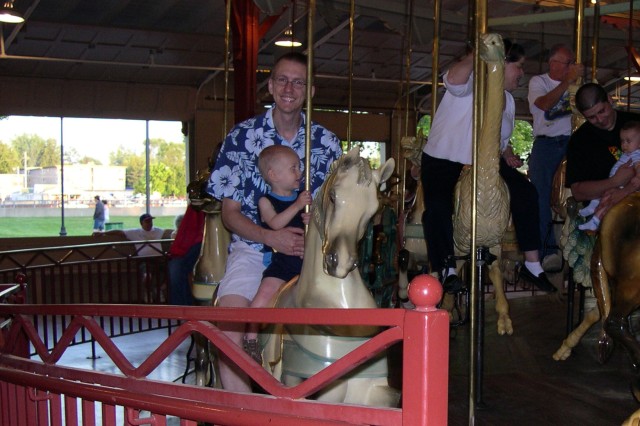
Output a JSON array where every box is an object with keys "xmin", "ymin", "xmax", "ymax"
[
  {"xmin": 243, "ymin": 338, "xmax": 262, "ymax": 365},
  {"xmin": 442, "ymin": 274, "xmax": 465, "ymax": 294},
  {"xmin": 519, "ymin": 265, "xmax": 557, "ymax": 293}
]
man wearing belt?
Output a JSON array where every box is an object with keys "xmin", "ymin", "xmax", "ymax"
[{"xmin": 527, "ymin": 44, "xmax": 583, "ymax": 261}]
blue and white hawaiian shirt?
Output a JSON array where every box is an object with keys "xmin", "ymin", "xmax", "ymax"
[{"xmin": 206, "ymin": 106, "xmax": 342, "ymax": 251}]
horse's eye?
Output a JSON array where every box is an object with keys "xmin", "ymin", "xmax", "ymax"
[{"xmin": 329, "ymin": 189, "xmax": 336, "ymax": 203}]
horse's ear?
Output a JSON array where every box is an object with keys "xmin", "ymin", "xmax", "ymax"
[
  {"xmin": 375, "ymin": 158, "xmax": 395, "ymax": 185},
  {"xmin": 346, "ymin": 146, "xmax": 360, "ymax": 159}
]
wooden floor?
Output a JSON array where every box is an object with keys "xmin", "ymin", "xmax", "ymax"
[
  {"xmin": 59, "ymin": 292, "xmax": 639, "ymax": 425},
  {"xmin": 444, "ymin": 293, "xmax": 639, "ymax": 426}
]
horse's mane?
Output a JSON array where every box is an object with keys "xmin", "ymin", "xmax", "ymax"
[{"xmin": 312, "ymin": 153, "xmax": 372, "ymax": 235}]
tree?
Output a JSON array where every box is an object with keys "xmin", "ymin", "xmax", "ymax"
[
  {"xmin": 149, "ymin": 138, "xmax": 186, "ymax": 196},
  {"xmin": 0, "ymin": 142, "xmax": 20, "ymax": 173},
  {"xmin": 11, "ymin": 134, "xmax": 60, "ymax": 168},
  {"xmin": 511, "ymin": 120, "xmax": 534, "ymax": 160},
  {"xmin": 110, "ymin": 147, "xmax": 145, "ymax": 191}
]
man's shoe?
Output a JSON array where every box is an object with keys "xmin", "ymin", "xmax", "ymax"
[
  {"xmin": 519, "ymin": 265, "xmax": 557, "ymax": 293},
  {"xmin": 442, "ymin": 274, "xmax": 465, "ymax": 294}
]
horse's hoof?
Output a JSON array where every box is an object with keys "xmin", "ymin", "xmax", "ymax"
[
  {"xmin": 597, "ymin": 333, "xmax": 614, "ymax": 364},
  {"xmin": 553, "ymin": 345, "xmax": 571, "ymax": 361}
]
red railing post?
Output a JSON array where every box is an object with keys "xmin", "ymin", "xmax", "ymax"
[{"xmin": 402, "ymin": 274, "xmax": 449, "ymax": 426}]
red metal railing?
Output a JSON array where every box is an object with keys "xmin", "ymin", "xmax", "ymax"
[
  {"xmin": 0, "ymin": 242, "xmax": 176, "ymax": 356},
  {"xmin": 0, "ymin": 276, "xmax": 449, "ymax": 425}
]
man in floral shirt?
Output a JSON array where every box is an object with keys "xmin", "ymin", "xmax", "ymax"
[{"xmin": 206, "ymin": 51, "xmax": 342, "ymax": 392}]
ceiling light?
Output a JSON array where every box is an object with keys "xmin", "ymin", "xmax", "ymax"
[
  {"xmin": 275, "ymin": 29, "xmax": 302, "ymax": 48},
  {"xmin": 0, "ymin": 1, "xmax": 24, "ymax": 24},
  {"xmin": 624, "ymin": 76, "xmax": 640, "ymax": 82}
]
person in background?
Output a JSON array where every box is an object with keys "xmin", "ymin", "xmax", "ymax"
[
  {"xmin": 95, "ymin": 213, "xmax": 169, "ymax": 302},
  {"xmin": 171, "ymin": 213, "xmax": 184, "ymax": 239},
  {"xmin": 167, "ymin": 207, "xmax": 204, "ymax": 306},
  {"xmin": 93, "ymin": 195, "xmax": 105, "ymax": 232},
  {"xmin": 527, "ymin": 44, "xmax": 583, "ymax": 261},
  {"xmin": 103, "ymin": 200, "xmax": 110, "ymax": 223},
  {"xmin": 577, "ymin": 121, "xmax": 640, "ymax": 231},
  {"xmin": 97, "ymin": 213, "xmax": 166, "ymax": 256},
  {"xmin": 243, "ymin": 145, "xmax": 311, "ymax": 363},
  {"xmin": 420, "ymin": 38, "xmax": 557, "ymax": 294},
  {"xmin": 566, "ymin": 83, "xmax": 640, "ymax": 217},
  {"xmin": 206, "ymin": 51, "xmax": 342, "ymax": 393}
]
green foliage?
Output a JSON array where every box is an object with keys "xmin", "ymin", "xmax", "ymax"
[
  {"xmin": 150, "ymin": 138, "xmax": 186, "ymax": 196},
  {"xmin": 511, "ymin": 120, "xmax": 534, "ymax": 159},
  {"xmin": 417, "ymin": 115, "xmax": 431, "ymax": 136},
  {"xmin": 0, "ymin": 142, "xmax": 20, "ymax": 173},
  {"xmin": 11, "ymin": 134, "xmax": 61, "ymax": 167},
  {"xmin": 110, "ymin": 147, "xmax": 146, "ymax": 191}
]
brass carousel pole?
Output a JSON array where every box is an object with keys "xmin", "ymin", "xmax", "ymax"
[
  {"xmin": 470, "ymin": 0, "xmax": 487, "ymax": 422},
  {"xmin": 223, "ymin": 0, "xmax": 232, "ymax": 138},
  {"xmin": 304, "ymin": 0, "xmax": 315, "ymax": 204},
  {"xmin": 591, "ymin": 0, "xmax": 600, "ymax": 82},
  {"xmin": 347, "ymin": 0, "xmax": 355, "ymax": 149},
  {"xmin": 400, "ymin": 0, "xmax": 415, "ymax": 222},
  {"xmin": 431, "ymin": 0, "xmax": 441, "ymax": 117},
  {"xmin": 574, "ymin": 0, "xmax": 585, "ymax": 72}
]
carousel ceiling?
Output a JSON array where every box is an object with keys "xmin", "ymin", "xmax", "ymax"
[{"xmin": 1, "ymin": 0, "xmax": 639, "ymax": 118}]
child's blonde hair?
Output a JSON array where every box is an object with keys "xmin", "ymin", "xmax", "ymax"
[{"xmin": 257, "ymin": 145, "xmax": 299, "ymax": 184}]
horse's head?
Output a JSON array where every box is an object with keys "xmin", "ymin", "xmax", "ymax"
[{"xmin": 313, "ymin": 148, "xmax": 395, "ymax": 278}]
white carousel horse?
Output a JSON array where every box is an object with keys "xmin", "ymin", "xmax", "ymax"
[{"xmin": 262, "ymin": 147, "xmax": 400, "ymax": 406}]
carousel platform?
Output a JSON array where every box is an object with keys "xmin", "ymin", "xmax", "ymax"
[
  {"xmin": 56, "ymin": 291, "xmax": 638, "ymax": 425},
  {"xmin": 442, "ymin": 292, "xmax": 638, "ymax": 425}
]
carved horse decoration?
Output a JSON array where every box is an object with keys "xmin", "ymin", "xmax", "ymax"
[
  {"xmin": 262, "ymin": 147, "xmax": 400, "ymax": 406},
  {"xmin": 554, "ymin": 193, "xmax": 640, "ymax": 405}
]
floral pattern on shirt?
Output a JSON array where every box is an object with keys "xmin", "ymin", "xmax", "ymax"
[{"xmin": 206, "ymin": 107, "xmax": 342, "ymax": 251}]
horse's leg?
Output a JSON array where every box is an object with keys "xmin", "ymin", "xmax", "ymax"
[
  {"xmin": 489, "ymin": 259, "xmax": 512, "ymax": 335},
  {"xmin": 553, "ymin": 307, "xmax": 600, "ymax": 361},
  {"xmin": 193, "ymin": 332, "xmax": 211, "ymax": 387},
  {"xmin": 396, "ymin": 249, "xmax": 415, "ymax": 309},
  {"xmin": 590, "ymin": 243, "xmax": 614, "ymax": 364}
]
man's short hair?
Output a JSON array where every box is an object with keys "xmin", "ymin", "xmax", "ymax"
[
  {"xmin": 272, "ymin": 52, "xmax": 308, "ymax": 72},
  {"xmin": 139, "ymin": 213, "xmax": 155, "ymax": 224},
  {"xmin": 575, "ymin": 83, "xmax": 609, "ymax": 113}
]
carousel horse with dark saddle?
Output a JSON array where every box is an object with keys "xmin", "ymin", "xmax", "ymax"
[
  {"xmin": 554, "ymin": 193, "xmax": 640, "ymax": 407},
  {"xmin": 259, "ymin": 147, "xmax": 400, "ymax": 406}
]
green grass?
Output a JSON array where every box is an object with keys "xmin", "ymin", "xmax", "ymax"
[{"xmin": 0, "ymin": 216, "xmax": 177, "ymax": 238}]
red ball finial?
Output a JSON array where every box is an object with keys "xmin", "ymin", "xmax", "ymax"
[{"xmin": 408, "ymin": 274, "xmax": 442, "ymax": 312}]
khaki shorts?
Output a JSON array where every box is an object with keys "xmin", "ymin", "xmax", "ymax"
[{"xmin": 217, "ymin": 241, "xmax": 265, "ymax": 301}]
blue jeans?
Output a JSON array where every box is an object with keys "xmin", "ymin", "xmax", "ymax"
[
  {"xmin": 168, "ymin": 242, "xmax": 202, "ymax": 305},
  {"xmin": 527, "ymin": 135, "xmax": 569, "ymax": 258}
]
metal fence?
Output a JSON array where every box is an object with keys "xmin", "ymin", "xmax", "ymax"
[
  {"xmin": 0, "ymin": 241, "xmax": 176, "ymax": 356},
  {"xmin": 0, "ymin": 277, "xmax": 450, "ymax": 425}
]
